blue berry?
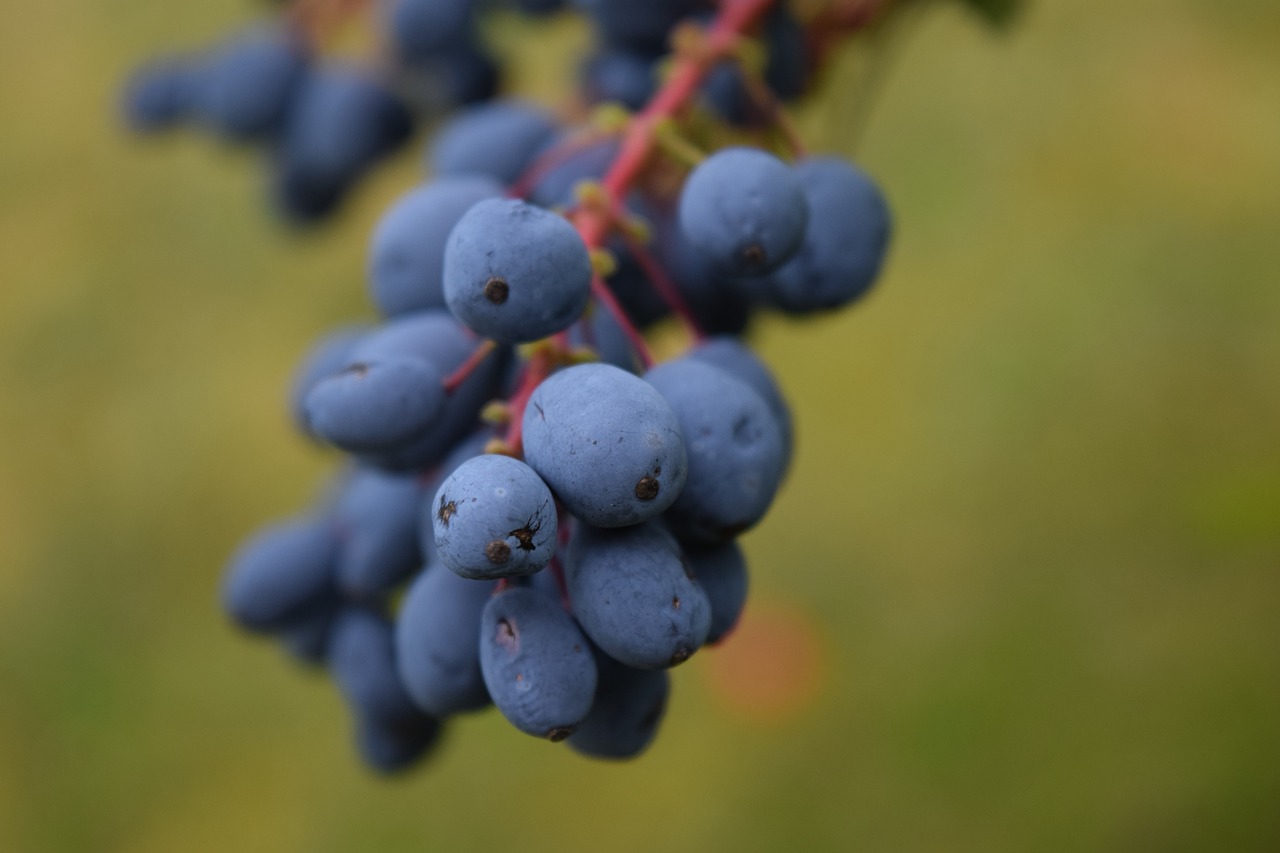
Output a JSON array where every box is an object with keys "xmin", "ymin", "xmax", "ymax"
[
  {"xmin": 760, "ymin": 157, "xmax": 892, "ymax": 313},
  {"xmin": 428, "ymin": 100, "xmax": 558, "ymax": 185},
  {"xmin": 580, "ymin": 49, "xmax": 658, "ymax": 111},
  {"xmin": 386, "ymin": 0, "xmax": 475, "ymax": 64},
  {"xmin": 222, "ymin": 515, "xmax": 339, "ymax": 633},
  {"xmin": 566, "ymin": 521, "xmax": 711, "ymax": 669},
  {"xmin": 342, "ymin": 312, "xmax": 509, "ymax": 471},
  {"xmin": 120, "ymin": 57, "xmax": 196, "ymax": 132},
  {"xmin": 762, "ymin": 6, "xmax": 810, "ymax": 102},
  {"xmin": 443, "ymin": 198, "xmax": 592, "ymax": 343},
  {"xmin": 330, "ymin": 607, "xmax": 424, "ymax": 725},
  {"xmin": 521, "ymin": 363, "xmax": 687, "ymax": 527},
  {"xmin": 432, "ymin": 454, "xmax": 558, "ymax": 579},
  {"xmin": 355, "ymin": 713, "xmax": 443, "ymax": 775},
  {"xmin": 272, "ymin": 66, "xmax": 413, "ymax": 222},
  {"xmin": 395, "ymin": 565, "xmax": 495, "ymax": 717},
  {"xmin": 196, "ymin": 25, "xmax": 308, "ymax": 142},
  {"xmin": 689, "ymin": 337, "xmax": 793, "ymax": 467},
  {"xmin": 369, "ymin": 176, "xmax": 505, "ymax": 318},
  {"xmin": 678, "ymin": 146, "xmax": 808, "ymax": 277},
  {"xmin": 568, "ymin": 648, "xmax": 669, "ymax": 759},
  {"xmin": 645, "ymin": 358, "xmax": 786, "ymax": 544},
  {"xmin": 304, "ymin": 358, "xmax": 446, "ymax": 453},
  {"xmin": 333, "ymin": 467, "xmax": 426, "ymax": 600},
  {"xmin": 572, "ymin": 0, "xmax": 712, "ymax": 52},
  {"xmin": 331, "ymin": 607, "xmax": 442, "ymax": 773},
  {"xmin": 479, "ymin": 587, "xmax": 597, "ymax": 739},
  {"xmin": 686, "ymin": 541, "xmax": 748, "ymax": 643},
  {"xmin": 289, "ymin": 325, "xmax": 372, "ymax": 439}
]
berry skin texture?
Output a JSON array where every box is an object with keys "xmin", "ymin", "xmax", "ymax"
[
  {"xmin": 333, "ymin": 467, "xmax": 425, "ymax": 600},
  {"xmin": 272, "ymin": 66, "xmax": 413, "ymax": 222},
  {"xmin": 428, "ymin": 99, "xmax": 558, "ymax": 185},
  {"xmin": 689, "ymin": 337, "xmax": 793, "ymax": 470},
  {"xmin": 331, "ymin": 607, "xmax": 424, "ymax": 725},
  {"xmin": 415, "ymin": 429, "xmax": 494, "ymax": 566},
  {"xmin": 678, "ymin": 146, "xmax": 809, "ymax": 277},
  {"xmin": 222, "ymin": 515, "xmax": 339, "ymax": 633},
  {"xmin": 368, "ymin": 176, "xmax": 505, "ymax": 318},
  {"xmin": 566, "ymin": 521, "xmax": 712, "ymax": 670},
  {"xmin": 568, "ymin": 648, "xmax": 670, "ymax": 760},
  {"xmin": 686, "ymin": 541, "xmax": 749, "ymax": 644},
  {"xmin": 395, "ymin": 565, "xmax": 494, "ymax": 717},
  {"xmin": 304, "ymin": 357, "xmax": 446, "ymax": 454},
  {"xmin": 289, "ymin": 324, "xmax": 371, "ymax": 438},
  {"xmin": 645, "ymin": 358, "xmax": 787, "ymax": 545},
  {"xmin": 330, "ymin": 607, "xmax": 443, "ymax": 773},
  {"xmin": 339, "ymin": 311, "xmax": 510, "ymax": 472},
  {"xmin": 196, "ymin": 25, "xmax": 308, "ymax": 142},
  {"xmin": 521, "ymin": 363, "xmax": 688, "ymax": 528},
  {"xmin": 432, "ymin": 454, "xmax": 557, "ymax": 580},
  {"xmin": 479, "ymin": 587, "xmax": 598, "ymax": 740},
  {"xmin": 443, "ymin": 198, "xmax": 593, "ymax": 344},
  {"xmin": 762, "ymin": 157, "xmax": 892, "ymax": 313}
]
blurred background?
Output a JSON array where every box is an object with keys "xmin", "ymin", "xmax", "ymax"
[{"xmin": 1, "ymin": 0, "xmax": 1278, "ymax": 850}]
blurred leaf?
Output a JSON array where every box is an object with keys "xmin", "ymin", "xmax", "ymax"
[{"xmin": 956, "ymin": 0, "xmax": 1025, "ymax": 28}]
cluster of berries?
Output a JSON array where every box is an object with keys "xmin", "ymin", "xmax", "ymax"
[{"xmin": 125, "ymin": 0, "xmax": 896, "ymax": 773}]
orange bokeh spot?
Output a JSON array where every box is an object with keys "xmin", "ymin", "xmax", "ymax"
[{"xmin": 701, "ymin": 597, "xmax": 827, "ymax": 724}]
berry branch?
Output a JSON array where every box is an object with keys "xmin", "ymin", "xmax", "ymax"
[
  {"xmin": 128, "ymin": 0, "xmax": 982, "ymax": 774},
  {"xmin": 491, "ymin": 0, "xmax": 785, "ymax": 450},
  {"xmin": 573, "ymin": 0, "xmax": 780, "ymax": 252},
  {"xmin": 492, "ymin": 0, "xmax": 890, "ymax": 462}
]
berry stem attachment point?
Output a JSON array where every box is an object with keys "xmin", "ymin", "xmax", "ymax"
[{"xmin": 501, "ymin": 346, "xmax": 556, "ymax": 457}]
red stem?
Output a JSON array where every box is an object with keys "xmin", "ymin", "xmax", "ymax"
[
  {"xmin": 493, "ymin": 0, "xmax": 780, "ymax": 455},
  {"xmin": 590, "ymin": 275, "xmax": 656, "ymax": 369},
  {"xmin": 289, "ymin": 0, "xmax": 376, "ymax": 48},
  {"xmin": 443, "ymin": 339, "xmax": 498, "ymax": 394},
  {"xmin": 547, "ymin": 557, "xmax": 571, "ymax": 611},
  {"xmin": 575, "ymin": 0, "xmax": 778, "ymax": 251},
  {"xmin": 502, "ymin": 348, "xmax": 554, "ymax": 456},
  {"xmin": 550, "ymin": 510, "xmax": 572, "ymax": 609}
]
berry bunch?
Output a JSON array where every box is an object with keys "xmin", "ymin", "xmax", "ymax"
[
  {"xmin": 124, "ymin": 0, "xmax": 932, "ymax": 774},
  {"xmin": 121, "ymin": 0, "xmax": 560, "ymax": 220}
]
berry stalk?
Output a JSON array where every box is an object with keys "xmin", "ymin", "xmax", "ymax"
[{"xmin": 499, "ymin": 0, "xmax": 782, "ymax": 440}]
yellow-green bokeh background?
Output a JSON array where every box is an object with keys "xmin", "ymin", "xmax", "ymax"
[{"xmin": 2, "ymin": 1, "xmax": 1278, "ymax": 850}]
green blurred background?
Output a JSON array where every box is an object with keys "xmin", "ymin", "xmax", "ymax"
[{"xmin": 2, "ymin": 1, "xmax": 1278, "ymax": 850}]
